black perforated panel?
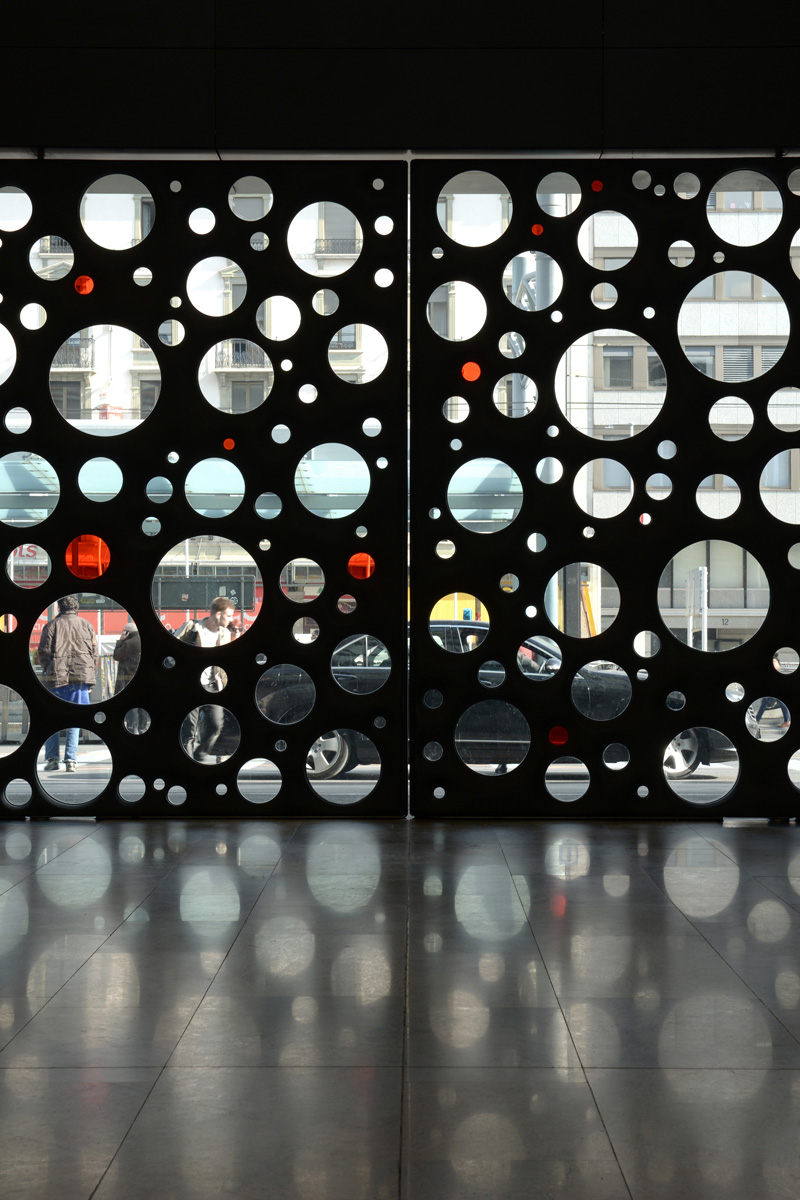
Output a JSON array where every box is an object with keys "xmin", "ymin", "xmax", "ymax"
[
  {"xmin": 410, "ymin": 159, "xmax": 800, "ymax": 818},
  {"xmin": 0, "ymin": 160, "xmax": 408, "ymax": 817}
]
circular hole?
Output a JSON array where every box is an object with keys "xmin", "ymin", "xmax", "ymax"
[
  {"xmin": 646, "ymin": 473, "xmax": 671, "ymax": 500},
  {"xmin": 228, "ymin": 176, "xmax": 273, "ymax": 221},
  {"xmin": 292, "ymin": 617, "xmax": 319, "ymax": 643},
  {"xmin": 256, "ymin": 295, "xmax": 302, "ymax": 341},
  {"xmin": 250, "ymin": 232, "xmax": 268, "ymax": 251},
  {"xmin": 574, "ymin": 459, "xmax": 632, "ymax": 517},
  {"xmin": 500, "ymin": 573, "xmax": 519, "ymax": 592},
  {"xmin": 768, "ymin": 386, "xmax": 800, "ymax": 433},
  {"xmin": 168, "ymin": 786, "xmax": 187, "ymax": 806},
  {"xmin": 152, "ymin": 536, "xmax": 261, "ymax": 640},
  {"xmin": 50, "ymin": 324, "xmax": 161, "ymax": 433},
  {"xmin": 591, "ymin": 282, "xmax": 617, "ymax": 309},
  {"xmin": 20, "ymin": 303, "xmax": 46, "ymax": 330},
  {"xmin": 679, "ymin": 274, "xmax": 788, "ymax": 381},
  {"xmin": 654, "ymin": 184, "xmax": 666, "ymax": 197},
  {"xmin": 288, "ymin": 202, "xmax": 363, "ymax": 277},
  {"xmin": 429, "ymin": 508, "xmax": 441, "ymax": 519},
  {"xmin": 0, "ymin": 188, "xmax": 32, "ymax": 233},
  {"xmin": 427, "ymin": 282, "xmax": 487, "ymax": 341},
  {"xmin": 3, "ymin": 778, "xmax": 32, "ymax": 808},
  {"xmin": 375, "ymin": 216, "xmax": 394, "ymax": 235},
  {"xmin": 237, "ymin": 758, "xmax": 281, "ymax": 804},
  {"xmin": 37, "ymin": 733, "xmax": 112, "ymax": 804},
  {"xmin": 571, "ymin": 661, "xmax": 632, "ymax": 719},
  {"xmin": 94, "ymin": 712, "xmax": 106, "ymax": 725},
  {"xmin": 432, "ymin": 247, "xmax": 444, "ymax": 259},
  {"xmin": 668, "ymin": 239, "xmax": 695, "ymax": 265},
  {"xmin": 713, "ymin": 251, "xmax": 725, "ymax": 263},
  {"xmin": 556, "ymin": 331, "xmax": 666, "ymax": 437},
  {"xmin": 424, "ymin": 742, "xmax": 443, "ymax": 761},
  {"xmin": 454, "ymin": 700, "xmax": 530, "ymax": 774},
  {"xmin": 299, "ymin": 384, "xmax": 318, "ymax": 403},
  {"xmin": 197, "ymin": 339, "xmax": 273, "ymax": 412},
  {"xmin": 272, "ymin": 425, "xmax": 291, "ymax": 444},
  {"xmin": 447, "ymin": 458, "xmax": 522, "ymax": 533},
  {"xmin": 280, "ymin": 558, "xmax": 324, "ymax": 604},
  {"xmin": 337, "ymin": 594, "xmax": 356, "ymax": 614},
  {"xmin": 603, "ymin": 743, "xmax": 630, "ymax": 770},
  {"xmin": 726, "ymin": 683, "xmax": 745, "ymax": 702},
  {"xmin": 185, "ymin": 458, "xmax": 245, "ymax": 518},
  {"xmin": 118, "ymin": 774, "xmax": 145, "ymax": 802},
  {"xmin": 355, "ymin": 525, "xmax": 367, "ymax": 538},
  {"xmin": 675, "ymin": 172, "xmax": 701, "ymax": 199},
  {"xmin": 450, "ymin": 439, "xmax": 462, "ymax": 452},
  {"xmin": 637, "ymin": 786, "xmax": 649, "ymax": 798},
  {"xmin": 696, "ymin": 474, "xmax": 741, "ymax": 519},
  {"xmin": 663, "ymin": 727, "xmax": 739, "ymax": 803},
  {"xmin": 499, "ymin": 332, "xmax": 525, "ymax": 358},
  {"xmin": 124, "ymin": 708, "xmax": 150, "ymax": 734},
  {"xmin": 516, "ymin": 635, "xmax": 560, "ymax": 681},
  {"xmin": 525, "ymin": 605, "xmax": 537, "ymax": 618},
  {"xmin": 492, "ymin": 373, "xmax": 537, "ymax": 418},
  {"xmin": 145, "ymin": 476, "xmax": 172, "ymax": 504},
  {"xmin": 438, "ymin": 171, "xmax": 512, "ymax": 246},
  {"xmin": 188, "ymin": 207, "xmax": 215, "ymax": 234},
  {"xmin": 658, "ymin": 540, "xmax": 768, "ymax": 650},
  {"xmin": 634, "ymin": 631, "xmax": 661, "ymax": 656},
  {"xmin": 295, "ymin": 444, "xmax": 370, "ymax": 518},
  {"xmin": 709, "ymin": 396, "xmax": 754, "ymax": 440},
  {"xmin": 637, "ymin": 669, "xmax": 649, "ymax": 682},
  {"xmin": 504, "ymin": 250, "xmax": 563, "ymax": 310},
  {"xmin": 65, "ymin": 535, "xmax": 111, "ymax": 580},
  {"xmin": 632, "ymin": 170, "xmax": 652, "ymax": 190},
  {"xmin": 643, "ymin": 306, "xmax": 655, "ymax": 319},
  {"xmin": 80, "ymin": 176, "xmax": 151, "ymax": 249},
  {"xmin": 666, "ymin": 691, "xmax": 686, "ymax": 710},
  {"xmin": 579, "ymin": 212, "xmax": 638, "ymax": 270},
  {"xmin": 163, "ymin": 657, "xmax": 176, "ymax": 669},
  {"xmin": 5, "ymin": 544, "xmax": 50, "ymax": 589},
  {"xmin": 280, "ymin": 359, "xmax": 292, "ymax": 372},
  {"xmin": 545, "ymin": 562, "xmax": 619, "ymax": 637},
  {"xmin": 747, "ymin": 697, "xmax": 790, "ymax": 740},
  {"xmin": 305, "ymin": 729, "xmax": 381, "ymax": 802},
  {"xmin": 142, "ymin": 517, "xmax": 161, "ymax": 536},
  {"xmin": 708, "ymin": 171, "xmax": 782, "ymax": 245},
  {"xmin": 658, "ymin": 440, "xmax": 677, "ymax": 460},
  {"xmin": 200, "ymin": 665, "xmax": 227, "ymax": 694},
  {"xmin": 545, "ymin": 757, "xmax": 590, "ymax": 802},
  {"xmin": 775, "ymin": 647, "xmax": 799, "ymax": 674},
  {"xmin": 313, "ymin": 289, "xmax": 339, "ymax": 316},
  {"xmin": 443, "ymin": 396, "xmax": 469, "ymax": 423},
  {"xmin": 187, "ymin": 258, "xmax": 246, "ymax": 316},
  {"xmin": 435, "ymin": 539, "xmax": 456, "ymax": 559},
  {"xmin": 375, "ymin": 269, "xmax": 393, "ymax": 288},
  {"xmin": 255, "ymin": 491, "xmax": 281, "ymax": 519},
  {"xmin": 256, "ymin": 664, "xmax": 316, "ymax": 724},
  {"xmin": 5, "ymin": 407, "xmax": 30, "ymax": 433},
  {"xmin": 329, "ymin": 325, "xmax": 387, "ymax": 383},
  {"xmin": 424, "ymin": 689, "xmax": 443, "ymax": 709},
  {"xmin": 331, "ymin": 634, "xmax": 390, "ymax": 694},
  {"xmin": 478, "ymin": 660, "xmax": 505, "ymax": 688},
  {"xmin": 180, "ymin": 706, "xmax": 241, "ymax": 763},
  {"xmin": 536, "ymin": 457, "xmax": 562, "ymax": 483},
  {"xmin": 78, "ymin": 457, "xmax": 123, "ymax": 502},
  {"xmin": 429, "ymin": 602, "xmax": 489, "ymax": 652},
  {"xmin": 170, "ymin": 181, "xmax": 181, "ymax": 192},
  {"xmin": 536, "ymin": 172, "xmax": 581, "ymax": 216}
]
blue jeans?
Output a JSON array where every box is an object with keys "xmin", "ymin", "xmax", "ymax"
[{"xmin": 44, "ymin": 684, "xmax": 90, "ymax": 762}]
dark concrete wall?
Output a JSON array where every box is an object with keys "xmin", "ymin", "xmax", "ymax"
[{"xmin": 2, "ymin": 3, "xmax": 799, "ymax": 153}]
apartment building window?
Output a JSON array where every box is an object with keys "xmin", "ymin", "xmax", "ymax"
[
  {"xmin": 684, "ymin": 346, "xmax": 716, "ymax": 376},
  {"xmin": 49, "ymin": 380, "xmax": 82, "ymax": 418},
  {"xmin": 141, "ymin": 199, "xmax": 155, "ymax": 238},
  {"xmin": 230, "ymin": 381, "xmax": 265, "ymax": 414},
  {"xmin": 762, "ymin": 344, "xmax": 787, "ymax": 373},
  {"xmin": 319, "ymin": 202, "xmax": 360, "ymax": 253},
  {"xmin": 762, "ymin": 450, "xmax": 790, "ymax": 488},
  {"xmin": 603, "ymin": 346, "xmax": 633, "ymax": 388},
  {"xmin": 329, "ymin": 325, "xmax": 357, "ymax": 350},
  {"xmin": 140, "ymin": 380, "xmax": 161, "ymax": 417},
  {"xmin": 723, "ymin": 346, "xmax": 753, "ymax": 382},
  {"xmin": 647, "ymin": 347, "xmax": 667, "ymax": 387},
  {"xmin": 724, "ymin": 271, "xmax": 753, "ymax": 299}
]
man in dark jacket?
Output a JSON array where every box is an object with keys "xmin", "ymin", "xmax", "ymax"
[{"xmin": 38, "ymin": 596, "xmax": 98, "ymax": 772}]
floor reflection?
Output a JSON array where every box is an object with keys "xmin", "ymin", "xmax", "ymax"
[{"xmin": 0, "ymin": 819, "xmax": 800, "ymax": 1197}]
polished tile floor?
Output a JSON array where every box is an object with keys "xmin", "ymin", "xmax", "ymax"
[{"xmin": 2, "ymin": 818, "xmax": 800, "ymax": 1198}]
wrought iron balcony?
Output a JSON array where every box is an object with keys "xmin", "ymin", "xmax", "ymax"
[
  {"xmin": 314, "ymin": 238, "xmax": 362, "ymax": 254},
  {"xmin": 52, "ymin": 336, "xmax": 94, "ymax": 369},
  {"xmin": 215, "ymin": 341, "xmax": 270, "ymax": 369},
  {"xmin": 38, "ymin": 235, "xmax": 73, "ymax": 254}
]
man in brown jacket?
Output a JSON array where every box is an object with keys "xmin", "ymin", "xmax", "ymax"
[{"xmin": 38, "ymin": 596, "xmax": 98, "ymax": 772}]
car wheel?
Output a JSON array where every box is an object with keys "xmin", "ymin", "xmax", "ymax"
[
  {"xmin": 306, "ymin": 731, "xmax": 350, "ymax": 780},
  {"xmin": 663, "ymin": 730, "xmax": 700, "ymax": 778}
]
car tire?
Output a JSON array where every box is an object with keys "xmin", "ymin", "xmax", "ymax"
[
  {"xmin": 306, "ymin": 731, "xmax": 350, "ymax": 780},
  {"xmin": 663, "ymin": 730, "xmax": 700, "ymax": 779}
]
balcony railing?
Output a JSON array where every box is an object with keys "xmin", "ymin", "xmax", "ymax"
[
  {"xmin": 38, "ymin": 235, "xmax": 73, "ymax": 254},
  {"xmin": 52, "ymin": 337, "xmax": 94, "ymax": 369},
  {"xmin": 315, "ymin": 238, "xmax": 363, "ymax": 254},
  {"xmin": 215, "ymin": 341, "xmax": 270, "ymax": 369}
]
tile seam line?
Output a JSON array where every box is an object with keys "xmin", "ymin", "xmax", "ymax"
[{"xmin": 88, "ymin": 843, "xmax": 286, "ymax": 1197}]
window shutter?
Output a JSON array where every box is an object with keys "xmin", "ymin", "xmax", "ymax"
[{"xmin": 723, "ymin": 346, "xmax": 753, "ymax": 382}]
